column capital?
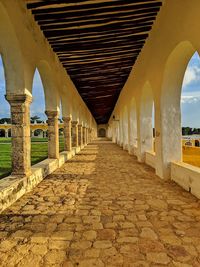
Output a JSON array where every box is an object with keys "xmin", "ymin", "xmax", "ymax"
[
  {"xmin": 78, "ymin": 124, "xmax": 83, "ymax": 128},
  {"xmin": 6, "ymin": 94, "xmax": 32, "ymax": 104},
  {"xmin": 45, "ymin": 110, "xmax": 59, "ymax": 118},
  {"xmin": 72, "ymin": 120, "xmax": 78, "ymax": 126},
  {"xmin": 63, "ymin": 116, "xmax": 72, "ymax": 122}
]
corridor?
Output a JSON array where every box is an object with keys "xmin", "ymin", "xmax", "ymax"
[{"xmin": 0, "ymin": 140, "xmax": 200, "ymax": 267}]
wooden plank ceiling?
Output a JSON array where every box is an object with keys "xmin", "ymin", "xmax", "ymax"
[{"xmin": 26, "ymin": 0, "xmax": 162, "ymax": 124}]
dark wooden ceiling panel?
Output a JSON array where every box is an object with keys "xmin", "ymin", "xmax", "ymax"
[{"xmin": 26, "ymin": 0, "xmax": 162, "ymax": 124}]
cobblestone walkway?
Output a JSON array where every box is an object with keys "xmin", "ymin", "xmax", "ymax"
[{"xmin": 1, "ymin": 140, "xmax": 200, "ymax": 267}]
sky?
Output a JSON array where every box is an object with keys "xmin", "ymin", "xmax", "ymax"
[
  {"xmin": 0, "ymin": 53, "xmax": 200, "ymax": 127},
  {"xmin": 181, "ymin": 52, "xmax": 200, "ymax": 128}
]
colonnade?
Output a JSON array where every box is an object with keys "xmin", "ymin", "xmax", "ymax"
[
  {"xmin": 5, "ymin": 97, "xmax": 93, "ymax": 177},
  {"xmin": 0, "ymin": 0, "xmax": 97, "ymax": 178}
]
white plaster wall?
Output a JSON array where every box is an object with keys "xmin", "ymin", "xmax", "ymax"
[{"xmin": 108, "ymin": 0, "xmax": 200, "ymax": 180}]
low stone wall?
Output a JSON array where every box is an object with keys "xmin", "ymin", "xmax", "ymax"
[
  {"xmin": 171, "ymin": 161, "xmax": 200, "ymax": 199},
  {"xmin": 145, "ymin": 151, "xmax": 156, "ymax": 169},
  {"xmin": 0, "ymin": 147, "xmax": 83, "ymax": 213}
]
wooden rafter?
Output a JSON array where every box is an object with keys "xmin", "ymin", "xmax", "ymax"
[{"xmin": 26, "ymin": 0, "xmax": 162, "ymax": 124}]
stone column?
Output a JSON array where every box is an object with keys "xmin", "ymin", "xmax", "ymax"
[
  {"xmin": 6, "ymin": 94, "xmax": 32, "ymax": 176},
  {"xmin": 72, "ymin": 121, "xmax": 78, "ymax": 147},
  {"xmin": 78, "ymin": 124, "xmax": 83, "ymax": 147},
  {"xmin": 45, "ymin": 110, "xmax": 59, "ymax": 159},
  {"xmin": 5, "ymin": 129, "xmax": 8, "ymax": 138},
  {"xmin": 31, "ymin": 130, "xmax": 34, "ymax": 138},
  {"xmin": 82, "ymin": 126, "xmax": 86, "ymax": 145},
  {"xmin": 63, "ymin": 116, "xmax": 72, "ymax": 151},
  {"xmin": 86, "ymin": 128, "xmax": 89, "ymax": 144}
]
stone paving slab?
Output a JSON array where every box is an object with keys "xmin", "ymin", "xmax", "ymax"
[{"xmin": 0, "ymin": 140, "xmax": 200, "ymax": 266}]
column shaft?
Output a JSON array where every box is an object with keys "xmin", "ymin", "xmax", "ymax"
[
  {"xmin": 86, "ymin": 128, "xmax": 88, "ymax": 144},
  {"xmin": 63, "ymin": 117, "xmax": 72, "ymax": 151},
  {"xmin": 45, "ymin": 110, "xmax": 59, "ymax": 159},
  {"xmin": 82, "ymin": 126, "xmax": 86, "ymax": 145},
  {"xmin": 6, "ymin": 94, "xmax": 32, "ymax": 176},
  {"xmin": 72, "ymin": 121, "xmax": 78, "ymax": 147},
  {"xmin": 78, "ymin": 124, "xmax": 83, "ymax": 147}
]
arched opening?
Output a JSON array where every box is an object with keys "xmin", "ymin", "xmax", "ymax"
[
  {"xmin": 59, "ymin": 101, "xmax": 64, "ymax": 152},
  {"xmin": 181, "ymin": 52, "xmax": 200, "ymax": 168},
  {"xmin": 0, "ymin": 55, "xmax": 11, "ymax": 178},
  {"xmin": 33, "ymin": 129, "xmax": 44, "ymax": 138},
  {"xmin": 31, "ymin": 69, "xmax": 48, "ymax": 165},
  {"xmin": 160, "ymin": 41, "xmax": 195, "ymax": 178},
  {"xmin": 0, "ymin": 129, "xmax": 5, "ymax": 137},
  {"xmin": 123, "ymin": 106, "xmax": 129, "ymax": 150},
  {"xmin": 98, "ymin": 128, "xmax": 106, "ymax": 137},
  {"xmin": 195, "ymin": 140, "xmax": 200, "ymax": 147}
]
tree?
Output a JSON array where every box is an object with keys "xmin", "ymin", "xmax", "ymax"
[
  {"xmin": 0, "ymin": 118, "xmax": 11, "ymax": 124},
  {"xmin": 31, "ymin": 116, "xmax": 40, "ymax": 123}
]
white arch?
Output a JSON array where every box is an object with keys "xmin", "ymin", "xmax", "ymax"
[
  {"xmin": 29, "ymin": 61, "xmax": 59, "ymax": 111},
  {"xmin": 0, "ymin": 2, "xmax": 25, "ymax": 94},
  {"xmin": 159, "ymin": 40, "xmax": 195, "ymax": 178}
]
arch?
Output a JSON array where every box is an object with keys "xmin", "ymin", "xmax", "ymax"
[
  {"xmin": 122, "ymin": 106, "xmax": 129, "ymax": 150},
  {"xmin": 33, "ymin": 129, "xmax": 44, "ymax": 138},
  {"xmin": 59, "ymin": 128, "xmax": 64, "ymax": 136},
  {"xmin": 0, "ymin": 129, "xmax": 5, "ymax": 137},
  {"xmin": 30, "ymin": 61, "xmax": 59, "ymax": 111},
  {"xmin": 185, "ymin": 141, "xmax": 192, "ymax": 146},
  {"xmin": 98, "ymin": 128, "xmax": 106, "ymax": 137},
  {"xmin": 30, "ymin": 68, "xmax": 46, "ymax": 122},
  {"xmin": 160, "ymin": 40, "xmax": 195, "ymax": 178},
  {"xmin": 195, "ymin": 140, "xmax": 200, "ymax": 147},
  {"xmin": 0, "ymin": 3, "xmax": 25, "ymax": 94}
]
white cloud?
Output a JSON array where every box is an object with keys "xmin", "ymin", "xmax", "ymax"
[
  {"xmin": 182, "ymin": 65, "xmax": 200, "ymax": 87},
  {"xmin": 181, "ymin": 95, "xmax": 200, "ymax": 104}
]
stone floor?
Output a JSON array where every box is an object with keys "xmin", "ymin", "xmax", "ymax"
[{"xmin": 1, "ymin": 140, "xmax": 200, "ymax": 267}]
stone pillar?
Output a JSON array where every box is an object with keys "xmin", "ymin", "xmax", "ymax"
[
  {"xmin": 78, "ymin": 124, "xmax": 83, "ymax": 147},
  {"xmin": 6, "ymin": 94, "xmax": 32, "ymax": 176},
  {"xmin": 63, "ymin": 116, "xmax": 72, "ymax": 151},
  {"xmin": 72, "ymin": 121, "xmax": 78, "ymax": 147},
  {"xmin": 31, "ymin": 130, "xmax": 34, "ymax": 138},
  {"xmin": 45, "ymin": 110, "xmax": 59, "ymax": 159},
  {"xmin": 86, "ymin": 128, "xmax": 89, "ymax": 144},
  {"xmin": 5, "ymin": 129, "xmax": 8, "ymax": 138},
  {"xmin": 82, "ymin": 126, "xmax": 86, "ymax": 145}
]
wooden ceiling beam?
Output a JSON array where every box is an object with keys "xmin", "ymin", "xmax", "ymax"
[{"xmin": 26, "ymin": 0, "xmax": 162, "ymax": 124}]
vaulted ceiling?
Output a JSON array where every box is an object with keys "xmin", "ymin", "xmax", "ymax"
[{"xmin": 26, "ymin": 0, "xmax": 162, "ymax": 124}]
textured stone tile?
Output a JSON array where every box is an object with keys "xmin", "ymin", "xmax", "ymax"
[{"xmin": 0, "ymin": 140, "xmax": 200, "ymax": 266}]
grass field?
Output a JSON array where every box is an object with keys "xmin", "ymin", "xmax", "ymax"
[
  {"xmin": 0, "ymin": 137, "xmax": 65, "ymax": 178},
  {"xmin": 0, "ymin": 139, "xmax": 199, "ymax": 179}
]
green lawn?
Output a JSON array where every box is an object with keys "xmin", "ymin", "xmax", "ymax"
[{"xmin": 0, "ymin": 137, "xmax": 65, "ymax": 179}]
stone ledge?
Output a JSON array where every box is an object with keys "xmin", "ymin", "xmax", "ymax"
[
  {"xmin": 171, "ymin": 161, "xmax": 200, "ymax": 199},
  {"xmin": 145, "ymin": 151, "xmax": 156, "ymax": 169},
  {"xmin": 0, "ymin": 146, "xmax": 85, "ymax": 213}
]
